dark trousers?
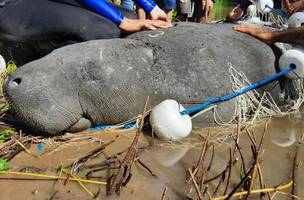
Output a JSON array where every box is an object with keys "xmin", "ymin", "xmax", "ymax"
[{"xmin": 0, "ymin": 0, "xmax": 136, "ymax": 65}]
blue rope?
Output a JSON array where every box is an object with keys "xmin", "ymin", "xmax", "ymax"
[
  {"xmin": 91, "ymin": 66, "xmax": 294, "ymax": 131},
  {"xmin": 90, "ymin": 124, "xmax": 112, "ymax": 131},
  {"xmin": 90, "ymin": 121, "xmax": 136, "ymax": 131},
  {"xmin": 180, "ymin": 66, "xmax": 295, "ymax": 116},
  {"xmin": 265, "ymin": 5, "xmax": 289, "ymax": 19}
]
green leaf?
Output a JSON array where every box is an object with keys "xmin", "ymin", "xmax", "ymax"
[
  {"xmin": 0, "ymin": 128, "xmax": 16, "ymax": 135},
  {"xmin": 0, "ymin": 128, "xmax": 16, "ymax": 142},
  {"xmin": 56, "ymin": 165, "xmax": 69, "ymax": 173},
  {"xmin": 0, "ymin": 159, "xmax": 10, "ymax": 170},
  {"xmin": 0, "ymin": 134, "xmax": 9, "ymax": 141},
  {"xmin": 6, "ymin": 61, "xmax": 17, "ymax": 75},
  {"xmin": 0, "ymin": 103, "xmax": 11, "ymax": 113}
]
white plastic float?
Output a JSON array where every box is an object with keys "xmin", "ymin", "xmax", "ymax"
[
  {"xmin": 279, "ymin": 47, "xmax": 304, "ymax": 79},
  {"xmin": 151, "ymin": 45, "xmax": 304, "ymax": 141},
  {"xmin": 150, "ymin": 99, "xmax": 192, "ymax": 141},
  {"xmin": 0, "ymin": 54, "xmax": 6, "ymax": 74},
  {"xmin": 288, "ymin": 12, "xmax": 304, "ymax": 28},
  {"xmin": 256, "ymin": 0, "xmax": 273, "ymax": 13},
  {"xmin": 246, "ymin": 4, "xmax": 257, "ymax": 18}
]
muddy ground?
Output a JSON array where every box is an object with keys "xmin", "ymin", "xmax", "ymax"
[{"xmin": 0, "ymin": 114, "xmax": 303, "ymax": 200}]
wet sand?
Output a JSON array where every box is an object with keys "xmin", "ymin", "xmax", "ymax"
[{"xmin": 0, "ymin": 114, "xmax": 303, "ymax": 200}]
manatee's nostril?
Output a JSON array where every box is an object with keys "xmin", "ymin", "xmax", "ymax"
[{"xmin": 10, "ymin": 78, "xmax": 22, "ymax": 88}]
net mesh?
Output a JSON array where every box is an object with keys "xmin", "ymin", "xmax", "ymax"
[
  {"xmin": 239, "ymin": 4, "xmax": 288, "ymax": 30},
  {"xmin": 210, "ymin": 63, "xmax": 304, "ymax": 127}
]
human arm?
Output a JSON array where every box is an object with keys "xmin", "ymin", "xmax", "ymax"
[
  {"xmin": 84, "ymin": 0, "xmax": 125, "ymax": 25},
  {"xmin": 119, "ymin": 18, "xmax": 172, "ymax": 32},
  {"xmin": 133, "ymin": 0, "xmax": 167, "ymax": 20},
  {"xmin": 268, "ymin": 27, "xmax": 304, "ymax": 46},
  {"xmin": 233, "ymin": 24, "xmax": 304, "ymax": 46},
  {"xmin": 83, "ymin": 0, "xmax": 171, "ymax": 32}
]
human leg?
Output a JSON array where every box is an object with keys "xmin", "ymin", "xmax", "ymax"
[
  {"xmin": 120, "ymin": 0, "xmax": 135, "ymax": 11},
  {"xmin": 161, "ymin": 0, "xmax": 176, "ymax": 21},
  {"xmin": 175, "ymin": 0, "xmax": 191, "ymax": 21},
  {"xmin": 0, "ymin": 0, "xmax": 124, "ymax": 64}
]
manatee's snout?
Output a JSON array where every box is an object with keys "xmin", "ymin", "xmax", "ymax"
[{"xmin": 3, "ymin": 66, "xmax": 84, "ymax": 135}]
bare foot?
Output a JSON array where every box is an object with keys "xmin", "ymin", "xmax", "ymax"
[
  {"xmin": 233, "ymin": 24, "xmax": 275, "ymax": 44},
  {"xmin": 225, "ymin": 7, "xmax": 243, "ymax": 22}
]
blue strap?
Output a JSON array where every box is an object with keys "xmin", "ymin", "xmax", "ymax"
[
  {"xmin": 133, "ymin": 0, "xmax": 156, "ymax": 14},
  {"xmin": 91, "ymin": 66, "xmax": 294, "ymax": 131},
  {"xmin": 90, "ymin": 121, "xmax": 137, "ymax": 131},
  {"xmin": 90, "ymin": 124, "xmax": 112, "ymax": 131},
  {"xmin": 83, "ymin": 0, "xmax": 125, "ymax": 25},
  {"xmin": 180, "ymin": 66, "xmax": 295, "ymax": 115}
]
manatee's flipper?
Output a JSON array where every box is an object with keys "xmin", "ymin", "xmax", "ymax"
[
  {"xmin": 78, "ymin": 80, "xmax": 145, "ymax": 125},
  {"xmin": 66, "ymin": 117, "xmax": 92, "ymax": 133}
]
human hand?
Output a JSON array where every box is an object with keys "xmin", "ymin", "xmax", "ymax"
[
  {"xmin": 284, "ymin": 0, "xmax": 304, "ymax": 14},
  {"xmin": 149, "ymin": 6, "xmax": 168, "ymax": 21},
  {"xmin": 233, "ymin": 24, "xmax": 275, "ymax": 44},
  {"xmin": 119, "ymin": 18, "xmax": 172, "ymax": 32}
]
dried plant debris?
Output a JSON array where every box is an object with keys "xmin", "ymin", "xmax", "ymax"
[
  {"xmin": 107, "ymin": 97, "xmax": 150, "ymax": 195},
  {"xmin": 184, "ymin": 122, "xmax": 299, "ymax": 200},
  {"xmin": 0, "ymin": 123, "xmax": 301, "ymax": 199},
  {"xmin": 0, "ymin": 85, "xmax": 302, "ymax": 200}
]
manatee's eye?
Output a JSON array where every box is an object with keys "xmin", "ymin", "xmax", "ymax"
[{"xmin": 12, "ymin": 78, "xmax": 22, "ymax": 86}]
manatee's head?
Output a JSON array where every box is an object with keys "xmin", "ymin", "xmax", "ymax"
[{"xmin": 3, "ymin": 57, "xmax": 87, "ymax": 135}]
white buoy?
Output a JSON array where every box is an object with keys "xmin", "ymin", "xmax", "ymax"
[
  {"xmin": 0, "ymin": 54, "xmax": 6, "ymax": 74},
  {"xmin": 150, "ymin": 99, "xmax": 192, "ymax": 141},
  {"xmin": 288, "ymin": 12, "xmax": 304, "ymax": 28},
  {"xmin": 256, "ymin": 0, "xmax": 273, "ymax": 13},
  {"xmin": 246, "ymin": 4, "xmax": 257, "ymax": 17},
  {"xmin": 279, "ymin": 48, "xmax": 304, "ymax": 79},
  {"xmin": 246, "ymin": 4, "xmax": 257, "ymax": 18}
]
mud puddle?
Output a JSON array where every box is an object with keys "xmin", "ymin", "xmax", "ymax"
[{"xmin": 0, "ymin": 114, "xmax": 303, "ymax": 200}]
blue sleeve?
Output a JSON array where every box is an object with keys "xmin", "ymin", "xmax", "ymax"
[
  {"xmin": 83, "ymin": 0, "xmax": 125, "ymax": 25},
  {"xmin": 133, "ymin": 0, "xmax": 156, "ymax": 13}
]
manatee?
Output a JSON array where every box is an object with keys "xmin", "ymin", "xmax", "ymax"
[{"xmin": 3, "ymin": 22, "xmax": 281, "ymax": 135}]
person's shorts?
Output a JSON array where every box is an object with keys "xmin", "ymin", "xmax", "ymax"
[
  {"xmin": 237, "ymin": 0, "xmax": 251, "ymax": 10},
  {"xmin": 120, "ymin": 0, "xmax": 134, "ymax": 11},
  {"xmin": 176, "ymin": 0, "xmax": 192, "ymax": 15},
  {"xmin": 154, "ymin": 0, "xmax": 176, "ymax": 10}
]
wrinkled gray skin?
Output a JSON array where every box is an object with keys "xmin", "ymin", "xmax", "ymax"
[{"xmin": 4, "ymin": 23, "xmax": 280, "ymax": 135}]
